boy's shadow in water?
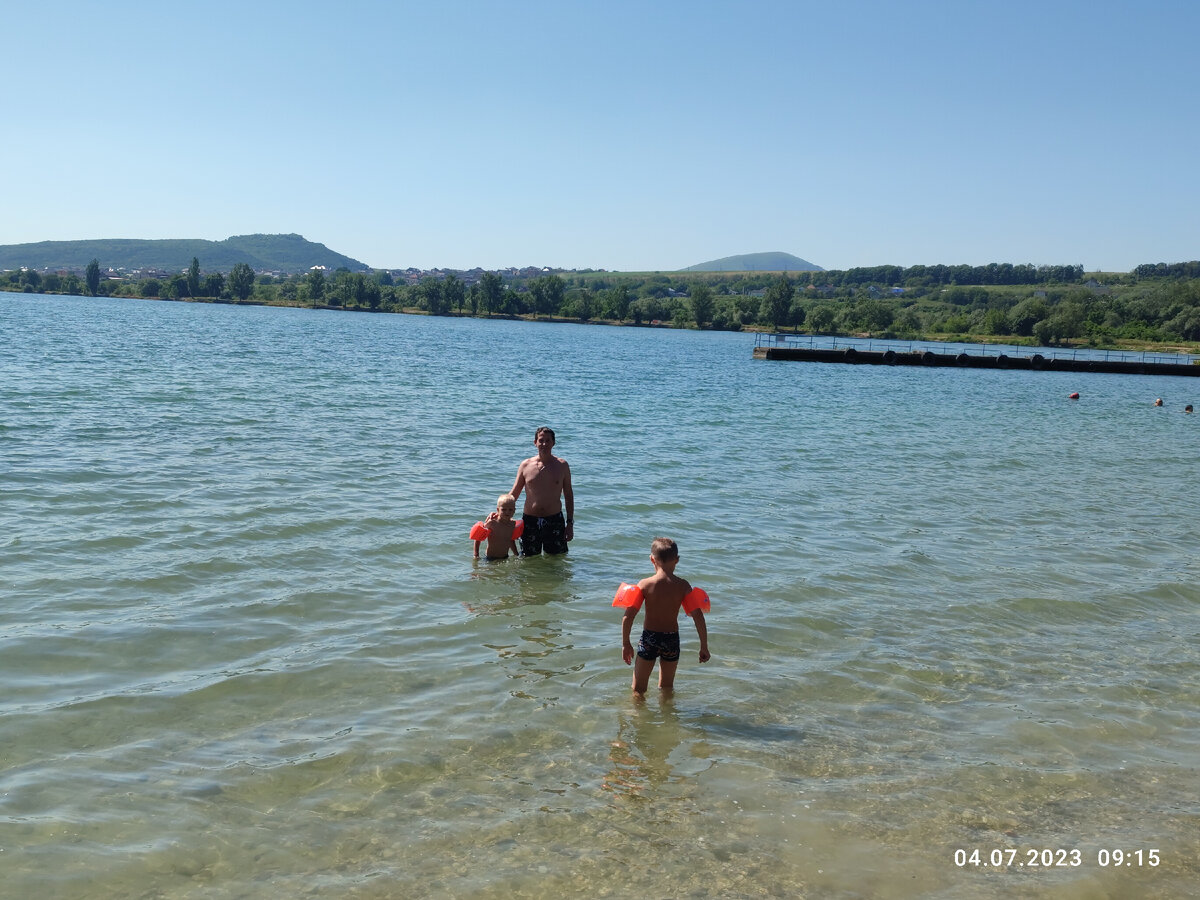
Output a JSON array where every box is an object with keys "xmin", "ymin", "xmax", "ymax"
[
  {"xmin": 602, "ymin": 700, "xmax": 809, "ymax": 805},
  {"xmin": 603, "ymin": 698, "xmax": 712, "ymax": 804}
]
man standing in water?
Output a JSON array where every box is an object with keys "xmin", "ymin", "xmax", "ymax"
[{"xmin": 511, "ymin": 426, "xmax": 573, "ymax": 555}]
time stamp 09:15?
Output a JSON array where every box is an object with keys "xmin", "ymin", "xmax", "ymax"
[{"xmin": 955, "ymin": 848, "xmax": 1161, "ymax": 869}]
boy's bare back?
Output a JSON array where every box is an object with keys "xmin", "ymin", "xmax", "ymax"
[{"xmin": 637, "ymin": 570, "xmax": 692, "ymax": 632}]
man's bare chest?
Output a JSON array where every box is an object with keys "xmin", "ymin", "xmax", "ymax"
[{"xmin": 526, "ymin": 459, "xmax": 563, "ymax": 486}]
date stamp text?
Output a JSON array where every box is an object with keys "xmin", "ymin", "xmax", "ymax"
[{"xmin": 954, "ymin": 848, "xmax": 1160, "ymax": 869}]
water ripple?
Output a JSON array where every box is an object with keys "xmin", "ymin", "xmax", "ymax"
[{"xmin": 3, "ymin": 294, "xmax": 1199, "ymax": 898}]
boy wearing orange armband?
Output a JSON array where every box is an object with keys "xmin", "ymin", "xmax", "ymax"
[
  {"xmin": 615, "ymin": 537, "xmax": 710, "ymax": 695},
  {"xmin": 470, "ymin": 494, "xmax": 523, "ymax": 560}
]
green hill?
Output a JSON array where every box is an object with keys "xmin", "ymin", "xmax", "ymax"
[
  {"xmin": 684, "ymin": 251, "xmax": 823, "ymax": 272},
  {"xmin": 0, "ymin": 234, "xmax": 369, "ymax": 274}
]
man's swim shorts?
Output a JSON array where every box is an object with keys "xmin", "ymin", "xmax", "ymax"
[
  {"xmin": 636, "ymin": 629, "xmax": 680, "ymax": 662},
  {"xmin": 520, "ymin": 512, "xmax": 568, "ymax": 556}
]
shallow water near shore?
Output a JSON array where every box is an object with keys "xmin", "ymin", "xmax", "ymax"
[{"xmin": 2, "ymin": 292, "xmax": 1198, "ymax": 898}]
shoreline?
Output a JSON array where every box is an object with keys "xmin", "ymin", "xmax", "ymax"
[{"xmin": 5, "ymin": 288, "xmax": 1199, "ymax": 357}]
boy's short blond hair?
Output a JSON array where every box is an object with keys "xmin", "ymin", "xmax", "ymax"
[
  {"xmin": 650, "ymin": 537, "xmax": 678, "ymax": 561},
  {"xmin": 497, "ymin": 493, "xmax": 517, "ymax": 510}
]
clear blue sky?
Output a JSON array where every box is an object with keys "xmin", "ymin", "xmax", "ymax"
[{"xmin": 5, "ymin": 0, "xmax": 1197, "ymax": 273}]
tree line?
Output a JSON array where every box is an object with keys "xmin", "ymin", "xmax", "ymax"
[
  {"xmin": 2, "ymin": 257, "xmax": 257, "ymax": 302},
  {"xmin": 810, "ymin": 262, "xmax": 1086, "ymax": 288},
  {"xmin": 6, "ymin": 257, "xmax": 1200, "ymax": 347}
]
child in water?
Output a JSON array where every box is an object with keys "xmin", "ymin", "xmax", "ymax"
[
  {"xmin": 615, "ymin": 537, "xmax": 711, "ymax": 694},
  {"xmin": 471, "ymin": 494, "xmax": 523, "ymax": 560}
]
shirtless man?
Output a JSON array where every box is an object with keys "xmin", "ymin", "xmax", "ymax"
[{"xmin": 510, "ymin": 426, "xmax": 574, "ymax": 555}]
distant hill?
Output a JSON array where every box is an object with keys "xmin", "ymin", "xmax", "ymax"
[
  {"xmin": 0, "ymin": 234, "xmax": 369, "ymax": 274},
  {"xmin": 684, "ymin": 251, "xmax": 823, "ymax": 272}
]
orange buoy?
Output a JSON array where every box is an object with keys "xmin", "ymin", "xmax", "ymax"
[{"xmin": 1068, "ymin": 392, "xmax": 1080, "ymax": 400}]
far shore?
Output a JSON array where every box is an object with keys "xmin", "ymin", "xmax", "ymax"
[{"xmin": 5, "ymin": 288, "xmax": 1199, "ymax": 358}]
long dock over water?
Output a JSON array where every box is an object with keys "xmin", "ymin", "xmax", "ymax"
[{"xmin": 753, "ymin": 334, "xmax": 1200, "ymax": 377}]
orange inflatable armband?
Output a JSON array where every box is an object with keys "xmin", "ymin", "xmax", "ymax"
[
  {"xmin": 612, "ymin": 582, "xmax": 645, "ymax": 612},
  {"xmin": 469, "ymin": 522, "xmax": 490, "ymax": 541},
  {"xmin": 682, "ymin": 587, "xmax": 710, "ymax": 616},
  {"xmin": 512, "ymin": 520, "xmax": 524, "ymax": 540}
]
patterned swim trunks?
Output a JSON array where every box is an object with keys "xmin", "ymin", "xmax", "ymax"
[
  {"xmin": 637, "ymin": 629, "xmax": 680, "ymax": 662},
  {"xmin": 520, "ymin": 512, "xmax": 568, "ymax": 555}
]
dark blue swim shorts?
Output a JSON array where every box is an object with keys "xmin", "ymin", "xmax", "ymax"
[
  {"xmin": 520, "ymin": 512, "xmax": 568, "ymax": 556},
  {"xmin": 637, "ymin": 629, "xmax": 680, "ymax": 662}
]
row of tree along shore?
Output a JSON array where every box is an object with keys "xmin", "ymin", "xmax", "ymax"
[{"xmin": 6, "ymin": 257, "xmax": 1200, "ymax": 350}]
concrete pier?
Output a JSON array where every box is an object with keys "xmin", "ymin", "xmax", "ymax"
[{"xmin": 753, "ymin": 337, "xmax": 1200, "ymax": 377}]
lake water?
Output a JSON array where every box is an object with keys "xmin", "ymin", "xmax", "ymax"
[{"xmin": 2, "ymin": 292, "xmax": 1198, "ymax": 899}]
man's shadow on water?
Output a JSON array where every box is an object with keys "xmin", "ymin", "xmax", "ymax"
[
  {"xmin": 464, "ymin": 553, "xmax": 577, "ymax": 615},
  {"xmin": 464, "ymin": 555, "xmax": 586, "ymax": 701}
]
